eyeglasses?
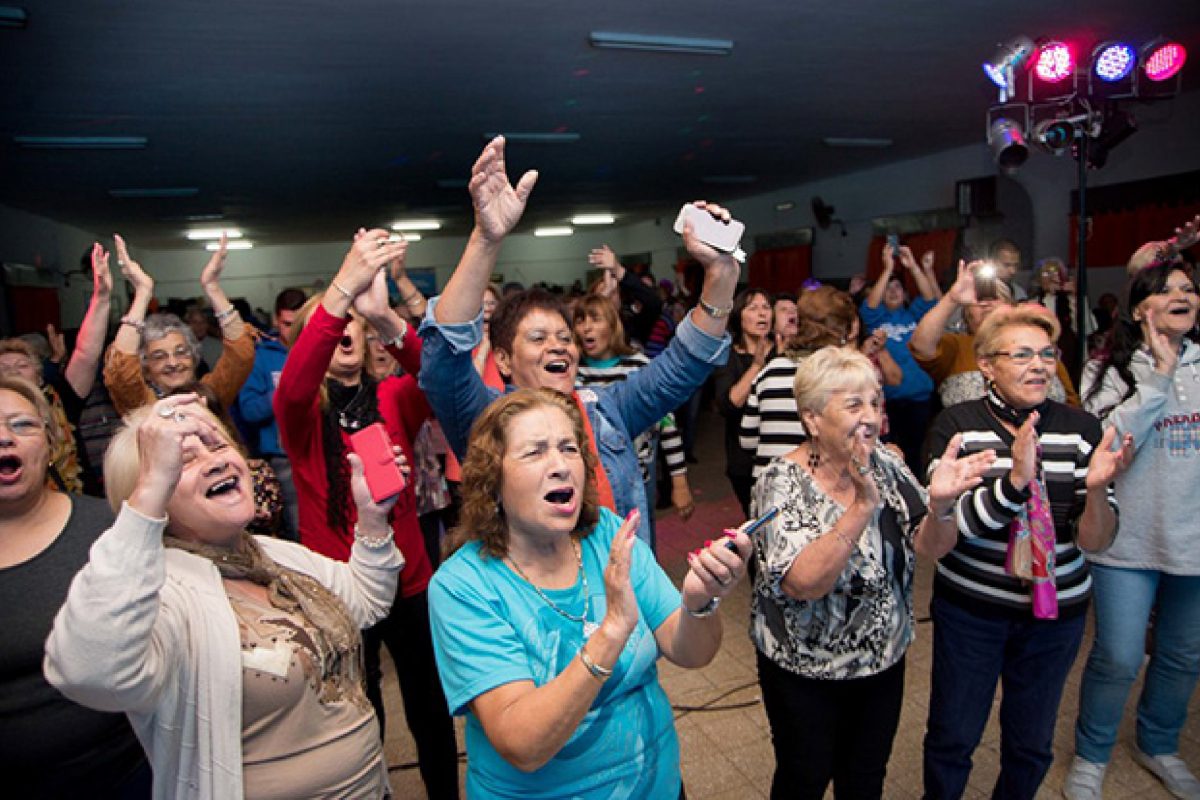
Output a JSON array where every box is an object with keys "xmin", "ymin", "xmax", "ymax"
[
  {"xmin": 145, "ymin": 345, "xmax": 194, "ymax": 364},
  {"xmin": 0, "ymin": 415, "xmax": 46, "ymax": 437},
  {"xmin": 989, "ymin": 346, "xmax": 1060, "ymax": 365}
]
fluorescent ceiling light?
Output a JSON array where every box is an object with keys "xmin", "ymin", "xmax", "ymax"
[
  {"xmin": 823, "ymin": 137, "xmax": 894, "ymax": 148},
  {"xmin": 589, "ymin": 31, "xmax": 733, "ymax": 56},
  {"xmin": 14, "ymin": 135, "xmax": 148, "ymax": 149},
  {"xmin": 390, "ymin": 220, "xmax": 441, "ymax": 231},
  {"xmin": 388, "ymin": 233, "xmax": 421, "ymax": 242},
  {"xmin": 186, "ymin": 228, "xmax": 243, "ymax": 241},
  {"xmin": 571, "ymin": 213, "xmax": 615, "ymax": 225},
  {"xmin": 703, "ymin": 175, "xmax": 756, "ymax": 185},
  {"xmin": 109, "ymin": 187, "xmax": 200, "ymax": 199},
  {"xmin": 206, "ymin": 241, "xmax": 253, "ymax": 251},
  {"xmin": 0, "ymin": 6, "xmax": 28, "ymax": 28},
  {"xmin": 534, "ymin": 226, "xmax": 574, "ymax": 237},
  {"xmin": 484, "ymin": 132, "xmax": 581, "ymax": 144}
]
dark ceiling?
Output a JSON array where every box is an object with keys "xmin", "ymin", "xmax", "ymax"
[{"xmin": 2, "ymin": 1, "xmax": 1197, "ymax": 249}]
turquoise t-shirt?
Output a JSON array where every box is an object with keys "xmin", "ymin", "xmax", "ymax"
[{"xmin": 428, "ymin": 507, "xmax": 682, "ymax": 799}]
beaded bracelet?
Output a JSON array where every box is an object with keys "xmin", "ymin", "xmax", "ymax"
[
  {"xmin": 353, "ymin": 524, "xmax": 394, "ymax": 549},
  {"xmin": 214, "ymin": 306, "xmax": 238, "ymax": 324},
  {"xmin": 331, "ymin": 280, "xmax": 354, "ymax": 300}
]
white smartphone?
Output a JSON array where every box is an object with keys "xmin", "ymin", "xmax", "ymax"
[{"xmin": 673, "ymin": 204, "xmax": 745, "ymax": 253}]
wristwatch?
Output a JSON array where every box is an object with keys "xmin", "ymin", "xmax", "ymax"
[{"xmin": 697, "ymin": 296, "xmax": 733, "ymax": 319}]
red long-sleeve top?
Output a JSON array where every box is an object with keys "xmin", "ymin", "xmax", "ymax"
[{"xmin": 274, "ymin": 304, "xmax": 432, "ymax": 597}]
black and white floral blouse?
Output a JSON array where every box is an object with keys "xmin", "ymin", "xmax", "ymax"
[{"xmin": 750, "ymin": 445, "xmax": 928, "ymax": 680}]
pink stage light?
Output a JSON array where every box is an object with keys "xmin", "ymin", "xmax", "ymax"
[
  {"xmin": 1034, "ymin": 42, "xmax": 1075, "ymax": 82},
  {"xmin": 1144, "ymin": 42, "xmax": 1187, "ymax": 81}
]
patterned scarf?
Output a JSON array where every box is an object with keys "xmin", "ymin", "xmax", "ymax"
[
  {"xmin": 1003, "ymin": 441, "xmax": 1058, "ymax": 620},
  {"xmin": 165, "ymin": 531, "xmax": 367, "ymax": 706}
]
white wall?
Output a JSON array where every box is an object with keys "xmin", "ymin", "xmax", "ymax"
[{"xmin": 0, "ymin": 205, "xmax": 105, "ymax": 326}]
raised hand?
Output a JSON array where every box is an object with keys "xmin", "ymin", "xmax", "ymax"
[
  {"xmin": 897, "ymin": 245, "xmax": 918, "ymax": 271},
  {"xmin": 1170, "ymin": 214, "xmax": 1200, "ymax": 253},
  {"xmin": 113, "ymin": 233, "xmax": 154, "ymax": 296},
  {"xmin": 947, "ymin": 259, "xmax": 980, "ymax": 306},
  {"xmin": 336, "ymin": 229, "xmax": 406, "ymax": 299},
  {"xmin": 921, "ymin": 250, "xmax": 936, "ymax": 273},
  {"xmin": 353, "ymin": 269, "xmax": 394, "ymax": 323},
  {"xmin": 90, "ymin": 242, "xmax": 113, "ymax": 298},
  {"xmin": 347, "ymin": 445, "xmax": 407, "ymax": 534},
  {"xmin": 600, "ymin": 509, "xmax": 642, "ymax": 641},
  {"xmin": 386, "ymin": 235, "xmax": 411, "ymax": 286},
  {"xmin": 129, "ymin": 395, "xmax": 224, "ymax": 518},
  {"xmin": 1009, "ymin": 411, "xmax": 1040, "ymax": 490},
  {"xmin": 881, "ymin": 243, "xmax": 896, "ymax": 273},
  {"xmin": 587, "ymin": 244, "xmax": 619, "ymax": 272},
  {"xmin": 470, "ymin": 136, "xmax": 538, "ymax": 243},
  {"xmin": 928, "ymin": 434, "xmax": 996, "ymax": 514},
  {"xmin": 1085, "ymin": 426, "xmax": 1135, "ymax": 490},
  {"xmin": 847, "ymin": 432, "xmax": 881, "ymax": 511},
  {"xmin": 200, "ymin": 234, "xmax": 229, "ymax": 290},
  {"xmin": 680, "ymin": 201, "xmax": 739, "ymax": 275},
  {"xmin": 1142, "ymin": 308, "xmax": 1180, "ymax": 375},
  {"xmin": 860, "ymin": 328, "xmax": 888, "ymax": 358},
  {"xmin": 46, "ymin": 324, "xmax": 67, "ymax": 363}
]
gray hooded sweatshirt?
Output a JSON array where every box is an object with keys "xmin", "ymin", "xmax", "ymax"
[{"xmin": 1081, "ymin": 339, "xmax": 1200, "ymax": 574}]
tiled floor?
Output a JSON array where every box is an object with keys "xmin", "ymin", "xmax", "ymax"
[{"xmin": 381, "ymin": 409, "xmax": 1198, "ymax": 798}]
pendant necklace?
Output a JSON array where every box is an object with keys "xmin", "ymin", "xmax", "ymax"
[{"xmin": 508, "ymin": 538, "xmax": 598, "ymax": 638}]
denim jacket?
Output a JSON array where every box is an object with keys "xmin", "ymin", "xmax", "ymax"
[{"xmin": 418, "ymin": 297, "xmax": 730, "ymax": 545}]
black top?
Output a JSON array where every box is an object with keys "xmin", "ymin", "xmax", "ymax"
[
  {"xmin": 713, "ymin": 347, "xmax": 764, "ymax": 479},
  {"xmin": 0, "ymin": 494, "xmax": 147, "ymax": 796},
  {"xmin": 922, "ymin": 398, "xmax": 1117, "ymax": 619}
]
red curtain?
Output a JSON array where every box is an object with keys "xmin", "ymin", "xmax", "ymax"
[
  {"xmin": 6, "ymin": 286, "xmax": 60, "ymax": 336},
  {"xmin": 865, "ymin": 228, "xmax": 960, "ymax": 295},
  {"xmin": 1069, "ymin": 201, "xmax": 1200, "ymax": 268},
  {"xmin": 746, "ymin": 245, "xmax": 812, "ymax": 295}
]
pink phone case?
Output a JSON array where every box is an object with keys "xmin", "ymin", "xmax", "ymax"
[{"xmin": 349, "ymin": 423, "xmax": 405, "ymax": 503}]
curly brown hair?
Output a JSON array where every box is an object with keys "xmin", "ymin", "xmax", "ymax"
[{"xmin": 448, "ymin": 388, "xmax": 600, "ymax": 559}]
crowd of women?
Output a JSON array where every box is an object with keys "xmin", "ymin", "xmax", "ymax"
[{"xmin": 1, "ymin": 135, "xmax": 1197, "ymax": 800}]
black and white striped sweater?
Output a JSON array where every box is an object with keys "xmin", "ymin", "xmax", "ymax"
[{"xmin": 923, "ymin": 399, "xmax": 1118, "ymax": 618}]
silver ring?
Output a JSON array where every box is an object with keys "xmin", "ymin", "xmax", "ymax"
[
  {"xmin": 117, "ymin": 259, "xmax": 125, "ymax": 266},
  {"xmin": 174, "ymin": 412, "xmax": 187, "ymax": 424},
  {"xmin": 157, "ymin": 405, "xmax": 176, "ymax": 419},
  {"xmin": 857, "ymin": 465, "xmax": 870, "ymax": 476}
]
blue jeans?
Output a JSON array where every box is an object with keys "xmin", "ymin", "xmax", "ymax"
[
  {"xmin": 1075, "ymin": 565, "xmax": 1200, "ymax": 763},
  {"xmin": 923, "ymin": 595, "xmax": 1086, "ymax": 800}
]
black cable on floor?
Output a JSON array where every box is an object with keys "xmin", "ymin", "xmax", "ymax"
[{"xmin": 672, "ymin": 679, "xmax": 761, "ymax": 720}]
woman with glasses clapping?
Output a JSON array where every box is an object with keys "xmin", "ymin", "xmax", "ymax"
[{"xmin": 920, "ymin": 305, "xmax": 1134, "ymax": 800}]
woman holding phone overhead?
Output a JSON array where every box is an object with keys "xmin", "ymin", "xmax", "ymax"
[
  {"xmin": 273, "ymin": 230, "xmax": 460, "ymax": 799},
  {"xmin": 428, "ymin": 388, "xmax": 754, "ymax": 799},
  {"xmin": 749, "ymin": 346, "xmax": 994, "ymax": 800}
]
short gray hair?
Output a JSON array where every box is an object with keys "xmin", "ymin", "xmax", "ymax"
[
  {"xmin": 792, "ymin": 346, "xmax": 881, "ymax": 416},
  {"xmin": 139, "ymin": 313, "xmax": 203, "ymax": 365}
]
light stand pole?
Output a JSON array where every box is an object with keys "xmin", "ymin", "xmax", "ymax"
[{"xmin": 1075, "ymin": 127, "xmax": 1090, "ymax": 376}]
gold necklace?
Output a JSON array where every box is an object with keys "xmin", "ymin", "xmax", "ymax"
[{"xmin": 507, "ymin": 538, "xmax": 598, "ymax": 638}]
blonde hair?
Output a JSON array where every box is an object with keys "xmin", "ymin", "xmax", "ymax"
[
  {"xmin": 449, "ymin": 388, "xmax": 599, "ymax": 558},
  {"xmin": 791, "ymin": 346, "xmax": 881, "ymax": 416},
  {"xmin": 973, "ymin": 304, "xmax": 1061, "ymax": 360},
  {"xmin": 103, "ymin": 403, "xmax": 235, "ymax": 514},
  {"xmin": 0, "ymin": 376, "xmax": 58, "ymax": 451}
]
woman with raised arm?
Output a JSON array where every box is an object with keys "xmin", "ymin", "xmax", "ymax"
[
  {"xmin": 751, "ymin": 347, "xmax": 992, "ymax": 800},
  {"xmin": 429, "ymin": 388, "xmax": 753, "ymax": 798},
  {"xmin": 1064, "ymin": 259, "xmax": 1200, "ymax": 800},
  {"xmin": 273, "ymin": 231, "xmax": 459, "ymax": 799},
  {"xmin": 103, "ymin": 234, "xmax": 254, "ymax": 416},
  {"xmin": 0, "ymin": 243, "xmax": 113, "ymax": 493},
  {"xmin": 920, "ymin": 305, "xmax": 1134, "ymax": 800},
  {"xmin": 418, "ymin": 136, "xmax": 739, "ymax": 547},
  {"xmin": 44, "ymin": 393, "xmax": 404, "ymax": 799}
]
